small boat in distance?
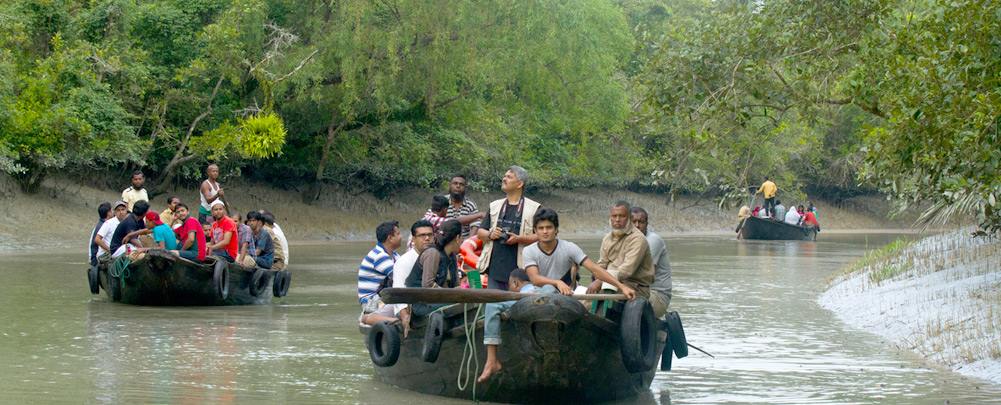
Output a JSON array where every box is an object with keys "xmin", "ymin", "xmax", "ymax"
[
  {"xmin": 362, "ymin": 289, "xmax": 689, "ymax": 403},
  {"xmin": 87, "ymin": 249, "xmax": 290, "ymax": 305},
  {"xmin": 739, "ymin": 215, "xmax": 818, "ymax": 241}
]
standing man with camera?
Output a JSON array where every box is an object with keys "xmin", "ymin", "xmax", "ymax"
[{"xmin": 476, "ymin": 166, "xmax": 540, "ymax": 291}]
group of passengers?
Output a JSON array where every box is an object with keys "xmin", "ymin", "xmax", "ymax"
[
  {"xmin": 356, "ymin": 166, "xmax": 674, "ymax": 382},
  {"xmin": 742, "ymin": 177, "xmax": 820, "ymax": 231},
  {"xmin": 87, "ymin": 165, "xmax": 289, "ymax": 272}
]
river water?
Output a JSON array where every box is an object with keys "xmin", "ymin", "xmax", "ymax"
[{"xmin": 1, "ymin": 233, "xmax": 999, "ymax": 403}]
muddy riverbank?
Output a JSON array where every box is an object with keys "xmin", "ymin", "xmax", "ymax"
[{"xmin": 1, "ymin": 174, "xmax": 917, "ymax": 251}]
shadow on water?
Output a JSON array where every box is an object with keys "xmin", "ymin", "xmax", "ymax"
[{"xmin": 1, "ymin": 235, "xmax": 999, "ymax": 403}]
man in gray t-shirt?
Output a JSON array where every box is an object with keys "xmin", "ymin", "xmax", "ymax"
[
  {"xmin": 630, "ymin": 206, "xmax": 671, "ymax": 318},
  {"xmin": 523, "ymin": 207, "xmax": 636, "ymax": 297}
]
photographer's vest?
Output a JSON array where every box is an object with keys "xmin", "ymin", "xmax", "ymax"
[{"xmin": 475, "ymin": 196, "xmax": 540, "ymax": 273}]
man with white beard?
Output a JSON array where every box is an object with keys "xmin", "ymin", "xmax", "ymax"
[{"xmin": 586, "ymin": 201, "xmax": 655, "ymax": 301}]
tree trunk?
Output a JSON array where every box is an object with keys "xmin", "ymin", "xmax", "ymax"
[{"xmin": 306, "ymin": 109, "xmax": 349, "ymax": 204}]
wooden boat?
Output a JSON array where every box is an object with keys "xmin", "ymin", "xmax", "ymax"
[
  {"xmin": 739, "ymin": 215, "xmax": 817, "ymax": 241},
  {"xmin": 362, "ymin": 290, "xmax": 688, "ymax": 403},
  {"xmin": 86, "ymin": 249, "xmax": 291, "ymax": 306}
]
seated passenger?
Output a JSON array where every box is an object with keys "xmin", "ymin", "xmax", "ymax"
[
  {"xmin": 247, "ymin": 211, "xmax": 274, "ymax": 269},
  {"xmin": 405, "ymin": 219, "xmax": 463, "ymax": 317},
  {"xmin": 109, "ymin": 200, "xmax": 150, "ymax": 258},
  {"xmin": 208, "ymin": 201, "xmax": 238, "ymax": 262},
  {"xmin": 784, "ymin": 205, "xmax": 802, "ymax": 225},
  {"xmin": 359, "ymin": 221, "xmax": 402, "ymax": 324},
  {"xmin": 772, "ymin": 200, "xmax": 786, "ymax": 221},
  {"xmin": 229, "ymin": 212, "xmax": 256, "ymax": 268},
  {"xmin": 405, "ymin": 195, "xmax": 449, "ymax": 251},
  {"xmin": 172, "ymin": 203, "xmax": 206, "ymax": 262},
  {"xmin": 259, "ymin": 210, "xmax": 288, "ymax": 270},
  {"xmin": 89, "ymin": 202, "xmax": 112, "ymax": 266},
  {"xmin": 390, "ymin": 219, "xmax": 435, "ymax": 325},
  {"xmin": 523, "ymin": 208, "xmax": 635, "ymax": 299},
  {"xmin": 478, "ymin": 268, "xmax": 557, "ymax": 382},
  {"xmin": 586, "ymin": 201, "xmax": 654, "ymax": 300},
  {"xmin": 122, "ymin": 212, "xmax": 179, "ymax": 252},
  {"xmin": 160, "ymin": 195, "xmax": 181, "ymax": 229}
]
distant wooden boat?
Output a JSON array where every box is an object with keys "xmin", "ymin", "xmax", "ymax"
[
  {"xmin": 362, "ymin": 291, "xmax": 688, "ymax": 403},
  {"xmin": 739, "ymin": 215, "xmax": 817, "ymax": 241},
  {"xmin": 87, "ymin": 249, "xmax": 291, "ymax": 306}
]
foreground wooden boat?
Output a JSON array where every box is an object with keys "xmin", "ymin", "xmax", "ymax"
[
  {"xmin": 739, "ymin": 215, "xmax": 817, "ymax": 241},
  {"xmin": 86, "ymin": 249, "xmax": 291, "ymax": 306},
  {"xmin": 362, "ymin": 291, "xmax": 688, "ymax": 403}
]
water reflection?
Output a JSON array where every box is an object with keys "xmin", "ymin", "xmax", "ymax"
[{"xmin": 1, "ymin": 236, "xmax": 999, "ymax": 403}]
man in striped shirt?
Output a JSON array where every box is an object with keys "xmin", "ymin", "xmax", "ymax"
[
  {"xmin": 358, "ymin": 221, "xmax": 402, "ymax": 314},
  {"xmin": 445, "ymin": 174, "xmax": 485, "ymax": 239}
]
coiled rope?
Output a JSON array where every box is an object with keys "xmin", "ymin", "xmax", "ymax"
[
  {"xmin": 110, "ymin": 255, "xmax": 131, "ymax": 283},
  {"xmin": 456, "ymin": 303, "xmax": 485, "ymax": 400}
]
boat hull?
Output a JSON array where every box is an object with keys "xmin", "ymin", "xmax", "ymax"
[
  {"xmin": 740, "ymin": 215, "xmax": 817, "ymax": 241},
  {"xmin": 95, "ymin": 249, "xmax": 284, "ymax": 306},
  {"xmin": 365, "ymin": 294, "xmax": 666, "ymax": 403}
]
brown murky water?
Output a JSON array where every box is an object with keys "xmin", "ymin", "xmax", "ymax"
[{"xmin": 1, "ymin": 233, "xmax": 999, "ymax": 403}]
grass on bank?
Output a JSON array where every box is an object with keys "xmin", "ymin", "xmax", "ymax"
[{"xmin": 826, "ymin": 237, "xmax": 912, "ymax": 285}]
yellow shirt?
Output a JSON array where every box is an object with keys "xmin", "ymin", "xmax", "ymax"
[
  {"xmin": 756, "ymin": 180, "xmax": 777, "ymax": 199},
  {"xmin": 160, "ymin": 208, "xmax": 175, "ymax": 227},
  {"xmin": 121, "ymin": 187, "xmax": 149, "ymax": 211}
]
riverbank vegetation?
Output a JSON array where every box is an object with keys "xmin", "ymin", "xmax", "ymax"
[
  {"xmin": 1, "ymin": 0, "xmax": 997, "ymax": 229},
  {"xmin": 822, "ymin": 229, "xmax": 1001, "ymax": 385}
]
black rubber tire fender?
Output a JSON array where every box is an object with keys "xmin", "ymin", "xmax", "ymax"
[
  {"xmin": 620, "ymin": 297, "xmax": 658, "ymax": 373},
  {"xmin": 273, "ymin": 271, "xmax": 290, "ymax": 298},
  {"xmin": 665, "ymin": 311, "xmax": 688, "ymax": 359},
  {"xmin": 249, "ymin": 267, "xmax": 269, "ymax": 297},
  {"xmin": 213, "ymin": 260, "xmax": 230, "ymax": 299},
  {"xmin": 88, "ymin": 265, "xmax": 100, "ymax": 295},
  {"xmin": 421, "ymin": 312, "xmax": 445, "ymax": 363},
  {"xmin": 368, "ymin": 321, "xmax": 401, "ymax": 367}
]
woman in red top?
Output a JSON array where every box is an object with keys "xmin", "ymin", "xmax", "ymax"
[
  {"xmin": 802, "ymin": 209, "xmax": 820, "ymax": 231},
  {"xmin": 209, "ymin": 201, "xmax": 239, "ymax": 262}
]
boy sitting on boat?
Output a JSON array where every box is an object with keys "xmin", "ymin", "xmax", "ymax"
[{"xmin": 478, "ymin": 268, "xmax": 557, "ymax": 382}]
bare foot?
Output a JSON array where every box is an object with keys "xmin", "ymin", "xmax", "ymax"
[{"xmin": 477, "ymin": 360, "xmax": 502, "ymax": 382}]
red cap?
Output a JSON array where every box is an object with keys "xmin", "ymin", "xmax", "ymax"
[{"xmin": 145, "ymin": 211, "xmax": 164, "ymax": 226}]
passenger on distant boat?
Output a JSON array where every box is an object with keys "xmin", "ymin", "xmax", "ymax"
[
  {"xmin": 246, "ymin": 211, "xmax": 274, "ymax": 269},
  {"xmin": 406, "ymin": 219, "xmax": 463, "ymax": 317},
  {"xmin": 89, "ymin": 202, "xmax": 112, "ymax": 266},
  {"xmin": 631, "ymin": 206, "xmax": 671, "ymax": 317},
  {"xmin": 587, "ymin": 201, "xmax": 655, "ymax": 300},
  {"xmin": 110, "ymin": 200, "xmax": 149, "ymax": 258},
  {"xmin": 199, "ymin": 164, "xmax": 225, "ymax": 224},
  {"xmin": 259, "ymin": 209, "xmax": 289, "ymax": 268},
  {"xmin": 807, "ymin": 201, "xmax": 818, "ymax": 218},
  {"xmin": 477, "ymin": 267, "xmax": 559, "ymax": 382},
  {"xmin": 172, "ymin": 203, "xmax": 206, "ymax": 262},
  {"xmin": 523, "ymin": 207, "xmax": 636, "ymax": 298},
  {"xmin": 477, "ymin": 166, "xmax": 540, "ymax": 291},
  {"xmin": 756, "ymin": 176, "xmax": 777, "ymax": 214},
  {"xmin": 160, "ymin": 195, "xmax": 180, "ymax": 229},
  {"xmin": 230, "ymin": 212, "xmax": 256, "ymax": 268},
  {"xmin": 95, "ymin": 201, "xmax": 129, "ymax": 263},
  {"xmin": 208, "ymin": 201, "xmax": 238, "ymax": 263},
  {"xmin": 121, "ymin": 170, "xmax": 149, "ymax": 212},
  {"xmin": 751, "ymin": 205, "xmax": 762, "ymax": 218},
  {"xmin": 392, "ymin": 219, "xmax": 435, "ymax": 325},
  {"xmin": 802, "ymin": 207, "xmax": 820, "ymax": 232},
  {"xmin": 359, "ymin": 221, "xmax": 402, "ymax": 323},
  {"xmin": 444, "ymin": 174, "xmax": 485, "ymax": 239},
  {"xmin": 773, "ymin": 199, "xmax": 786, "ymax": 221},
  {"xmin": 259, "ymin": 211, "xmax": 287, "ymax": 270},
  {"xmin": 783, "ymin": 205, "xmax": 801, "ymax": 226},
  {"xmin": 406, "ymin": 195, "xmax": 448, "ymax": 251}
]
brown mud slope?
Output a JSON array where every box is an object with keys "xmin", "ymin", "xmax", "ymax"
[{"xmin": 0, "ymin": 174, "xmax": 916, "ymax": 251}]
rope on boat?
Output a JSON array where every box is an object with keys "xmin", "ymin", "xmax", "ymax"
[
  {"xmin": 456, "ymin": 302, "xmax": 484, "ymax": 400},
  {"xmin": 110, "ymin": 255, "xmax": 131, "ymax": 284}
]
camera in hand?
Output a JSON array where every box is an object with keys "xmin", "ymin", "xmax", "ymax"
[{"xmin": 497, "ymin": 226, "xmax": 513, "ymax": 243}]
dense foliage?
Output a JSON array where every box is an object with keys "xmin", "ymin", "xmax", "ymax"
[{"xmin": 1, "ymin": 0, "xmax": 997, "ymax": 229}]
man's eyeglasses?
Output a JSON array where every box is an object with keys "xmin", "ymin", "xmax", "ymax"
[{"xmin": 415, "ymin": 232, "xmax": 434, "ymax": 239}]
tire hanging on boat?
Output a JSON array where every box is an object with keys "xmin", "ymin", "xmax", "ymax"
[
  {"xmin": 665, "ymin": 311, "xmax": 688, "ymax": 359},
  {"xmin": 88, "ymin": 265, "xmax": 100, "ymax": 295},
  {"xmin": 421, "ymin": 312, "xmax": 445, "ymax": 363},
  {"xmin": 273, "ymin": 271, "xmax": 290, "ymax": 298},
  {"xmin": 249, "ymin": 267, "xmax": 269, "ymax": 297},
  {"xmin": 213, "ymin": 260, "xmax": 230, "ymax": 299},
  {"xmin": 660, "ymin": 331, "xmax": 673, "ymax": 371},
  {"xmin": 368, "ymin": 321, "xmax": 401, "ymax": 367},
  {"xmin": 619, "ymin": 297, "xmax": 658, "ymax": 373}
]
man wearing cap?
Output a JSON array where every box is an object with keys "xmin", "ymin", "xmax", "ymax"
[
  {"xmin": 110, "ymin": 200, "xmax": 149, "ymax": 258},
  {"xmin": 148, "ymin": 212, "xmax": 178, "ymax": 250},
  {"xmin": 94, "ymin": 201, "xmax": 129, "ymax": 263}
]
